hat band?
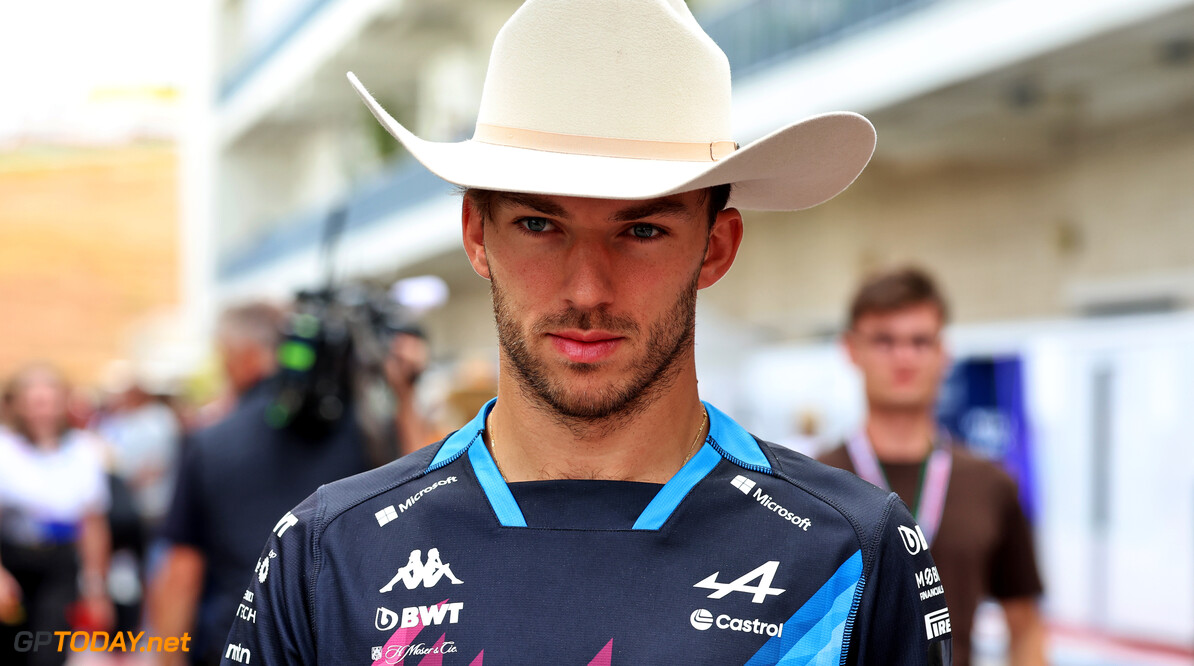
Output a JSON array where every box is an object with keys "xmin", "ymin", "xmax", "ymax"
[{"xmin": 473, "ymin": 123, "xmax": 737, "ymax": 162}]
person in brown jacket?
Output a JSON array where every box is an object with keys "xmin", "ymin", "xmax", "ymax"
[{"xmin": 819, "ymin": 267, "xmax": 1047, "ymax": 666}]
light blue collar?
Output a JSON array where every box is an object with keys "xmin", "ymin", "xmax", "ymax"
[{"xmin": 427, "ymin": 399, "xmax": 771, "ymax": 529}]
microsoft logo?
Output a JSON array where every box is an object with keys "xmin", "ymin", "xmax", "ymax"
[
  {"xmin": 731, "ymin": 475, "xmax": 756, "ymax": 495},
  {"xmin": 374, "ymin": 505, "xmax": 399, "ymax": 527}
]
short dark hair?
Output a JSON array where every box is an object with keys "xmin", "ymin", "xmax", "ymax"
[
  {"xmin": 217, "ymin": 301, "xmax": 285, "ymax": 350},
  {"xmin": 702, "ymin": 183, "xmax": 733, "ymax": 228},
  {"xmin": 847, "ymin": 266, "xmax": 950, "ymax": 330},
  {"xmin": 464, "ymin": 183, "xmax": 733, "ymax": 229},
  {"xmin": 3, "ymin": 362, "xmax": 71, "ymax": 440}
]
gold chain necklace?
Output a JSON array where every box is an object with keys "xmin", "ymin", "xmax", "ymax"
[{"xmin": 487, "ymin": 407, "xmax": 708, "ymax": 481}]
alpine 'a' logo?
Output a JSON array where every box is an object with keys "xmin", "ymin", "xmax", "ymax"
[
  {"xmin": 379, "ymin": 548, "xmax": 464, "ymax": 593},
  {"xmin": 693, "ymin": 561, "xmax": 785, "ymax": 603}
]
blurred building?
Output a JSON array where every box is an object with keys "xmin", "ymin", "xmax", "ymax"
[
  {"xmin": 190, "ymin": 0, "xmax": 1194, "ymax": 659},
  {"xmin": 0, "ymin": 142, "xmax": 181, "ymax": 385}
]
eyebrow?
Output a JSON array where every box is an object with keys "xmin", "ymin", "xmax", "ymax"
[
  {"xmin": 491, "ymin": 192, "xmax": 693, "ymax": 223},
  {"xmin": 492, "ymin": 192, "xmax": 569, "ymax": 218},
  {"xmin": 611, "ymin": 197, "xmax": 691, "ymax": 222}
]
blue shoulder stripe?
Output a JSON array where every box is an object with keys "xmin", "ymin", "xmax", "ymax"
[
  {"xmin": 429, "ymin": 399, "xmax": 772, "ymax": 531},
  {"xmin": 632, "ymin": 443, "xmax": 719, "ymax": 530},
  {"xmin": 745, "ymin": 550, "xmax": 863, "ymax": 666},
  {"xmin": 427, "ymin": 398, "xmax": 493, "ymax": 470},
  {"xmin": 704, "ymin": 401, "xmax": 771, "ymax": 472}
]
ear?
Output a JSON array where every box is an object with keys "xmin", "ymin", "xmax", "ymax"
[
  {"xmin": 697, "ymin": 207, "xmax": 744, "ymax": 289},
  {"xmin": 461, "ymin": 196, "xmax": 491, "ymax": 280},
  {"xmin": 842, "ymin": 332, "xmax": 861, "ymax": 367}
]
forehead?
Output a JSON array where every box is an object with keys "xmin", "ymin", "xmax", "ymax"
[
  {"xmin": 486, "ymin": 190, "xmax": 705, "ymax": 221},
  {"xmin": 854, "ymin": 303, "xmax": 944, "ymax": 331}
]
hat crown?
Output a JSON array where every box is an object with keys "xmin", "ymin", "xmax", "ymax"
[{"xmin": 476, "ymin": 0, "xmax": 733, "ymax": 143}]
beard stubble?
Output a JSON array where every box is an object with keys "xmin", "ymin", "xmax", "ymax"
[{"xmin": 491, "ymin": 271, "xmax": 699, "ymax": 432}]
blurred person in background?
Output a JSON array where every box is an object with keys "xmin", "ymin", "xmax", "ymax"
[
  {"xmin": 98, "ymin": 377, "xmax": 181, "ymax": 538},
  {"xmin": 149, "ymin": 300, "xmax": 425, "ymax": 665},
  {"xmin": 192, "ymin": 302, "xmax": 286, "ymax": 430},
  {"xmin": 0, "ymin": 363, "xmax": 113, "ymax": 666},
  {"xmin": 383, "ymin": 328, "xmax": 432, "ymax": 456},
  {"xmin": 818, "ymin": 267, "xmax": 1046, "ymax": 666}
]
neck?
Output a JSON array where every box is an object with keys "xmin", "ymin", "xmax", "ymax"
[
  {"xmin": 486, "ymin": 360, "xmax": 707, "ymax": 483},
  {"xmin": 27, "ymin": 430, "xmax": 59, "ymax": 450},
  {"xmin": 864, "ymin": 407, "xmax": 936, "ymax": 464}
]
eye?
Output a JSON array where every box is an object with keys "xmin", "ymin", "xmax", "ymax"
[
  {"xmin": 518, "ymin": 217, "xmax": 553, "ymax": 233},
  {"xmin": 630, "ymin": 223, "xmax": 663, "ymax": 239}
]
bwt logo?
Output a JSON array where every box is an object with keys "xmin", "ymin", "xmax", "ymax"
[
  {"xmin": 376, "ymin": 603, "xmax": 463, "ymax": 631},
  {"xmin": 899, "ymin": 525, "xmax": 929, "ymax": 556}
]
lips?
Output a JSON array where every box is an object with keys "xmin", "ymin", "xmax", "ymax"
[{"xmin": 548, "ymin": 331, "xmax": 624, "ymax": 363}]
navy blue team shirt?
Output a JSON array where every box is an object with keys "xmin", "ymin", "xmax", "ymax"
[{"xmin": 221, "ymin": 401, "xmax": 952, "ymax": 664}]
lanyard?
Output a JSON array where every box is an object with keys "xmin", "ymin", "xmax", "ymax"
[{"xmin": 846, "ymin": 429, "xmax": 953, "ymax": 545}]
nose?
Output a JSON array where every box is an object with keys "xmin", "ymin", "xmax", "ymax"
[{"xmin": 561, "ymin": 238, "xmax": 616, "ymax": 311}]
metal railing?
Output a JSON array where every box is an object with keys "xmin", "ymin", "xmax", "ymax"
[
  {"xmin": 219, "ymin": 0, "xmax": 333, "ymax": 103},
  {"xmin": 218, "ymin": 159, "xmax": 452, "ymax": 279},
  {"xmin": 702, "ymin": 0, "xmax": 941, "ymax": 77}
]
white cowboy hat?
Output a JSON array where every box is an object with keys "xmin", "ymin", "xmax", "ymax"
[{"xmin": 348, "ymin": 0, "xmax": 876, "ymax": 211}]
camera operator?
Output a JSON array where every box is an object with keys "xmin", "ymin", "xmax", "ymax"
[{"xmin": 147, "ymin": 301, "xmax": 427, "ymax": 665}]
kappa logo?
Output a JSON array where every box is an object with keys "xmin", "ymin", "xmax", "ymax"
[
  {"xmin": 899, "ymin": 524, "xmax": 929, "ymax": 555},
  {"xmin": 380, "ymin": 548, "xmax": 463, "ymax": 593},
  {"xmin": 694, "ymin": 561, "xmax": 785, "ymax": 603},
  {"xmin": 924, "ymin": 608, "xmax": 951, "ymax": 639}
]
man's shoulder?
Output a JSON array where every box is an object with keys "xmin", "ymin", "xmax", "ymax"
[
  {"xmin": 949, "ymin": 444, "xmax": 1022, "ymax": 499},
  {"xmin": 302, "ymin": 440, "xmax": 447, "ymax": 531},
  {"xmin": 187, "ymin": 394, "xmax": 271, "ymax": 452},
  {"xmin": 813, "ymin": 442, "xmax": 851, "ymax": 470},
  {"xmin": 756, "ymin": 438, "xmax": 899, "ymax": 545}
]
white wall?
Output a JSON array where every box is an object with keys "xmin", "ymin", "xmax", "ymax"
[{"xmin": 729, "ymin": 313, "xmax": 1194, "ymax": 647}]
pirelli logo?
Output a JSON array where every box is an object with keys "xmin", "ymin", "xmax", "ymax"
[{"xmin": 924, "ymin": 608, "xmax": 951, "ymax": 640}]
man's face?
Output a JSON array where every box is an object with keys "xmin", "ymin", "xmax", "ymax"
[
  {"xmin": 463, "ymin": 190, "xmax": 741, "ymax": 424},
  {"xmin": 217, "ymin": 336, "xmax": 269, "ymax": 396},
  {"xmin": 845, "ymin": 303, "xmax": 949, "ymax": 412}
]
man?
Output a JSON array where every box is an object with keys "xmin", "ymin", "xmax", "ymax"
[
  {"xmin": 222, "ymin": 1, "xmax": 951, "ymax": 663},
  {"xmin": 819, "ymin": 268, "xmax": 1045, "ymax": 666},
  {"xmin": 150, "ymin": 302, "xmax": 376, "ymax": 665}
]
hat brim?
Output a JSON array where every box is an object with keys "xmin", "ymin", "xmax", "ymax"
[{"xmin": 349, "ymin": 72, "xmax": 876, "ymax": 211}]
